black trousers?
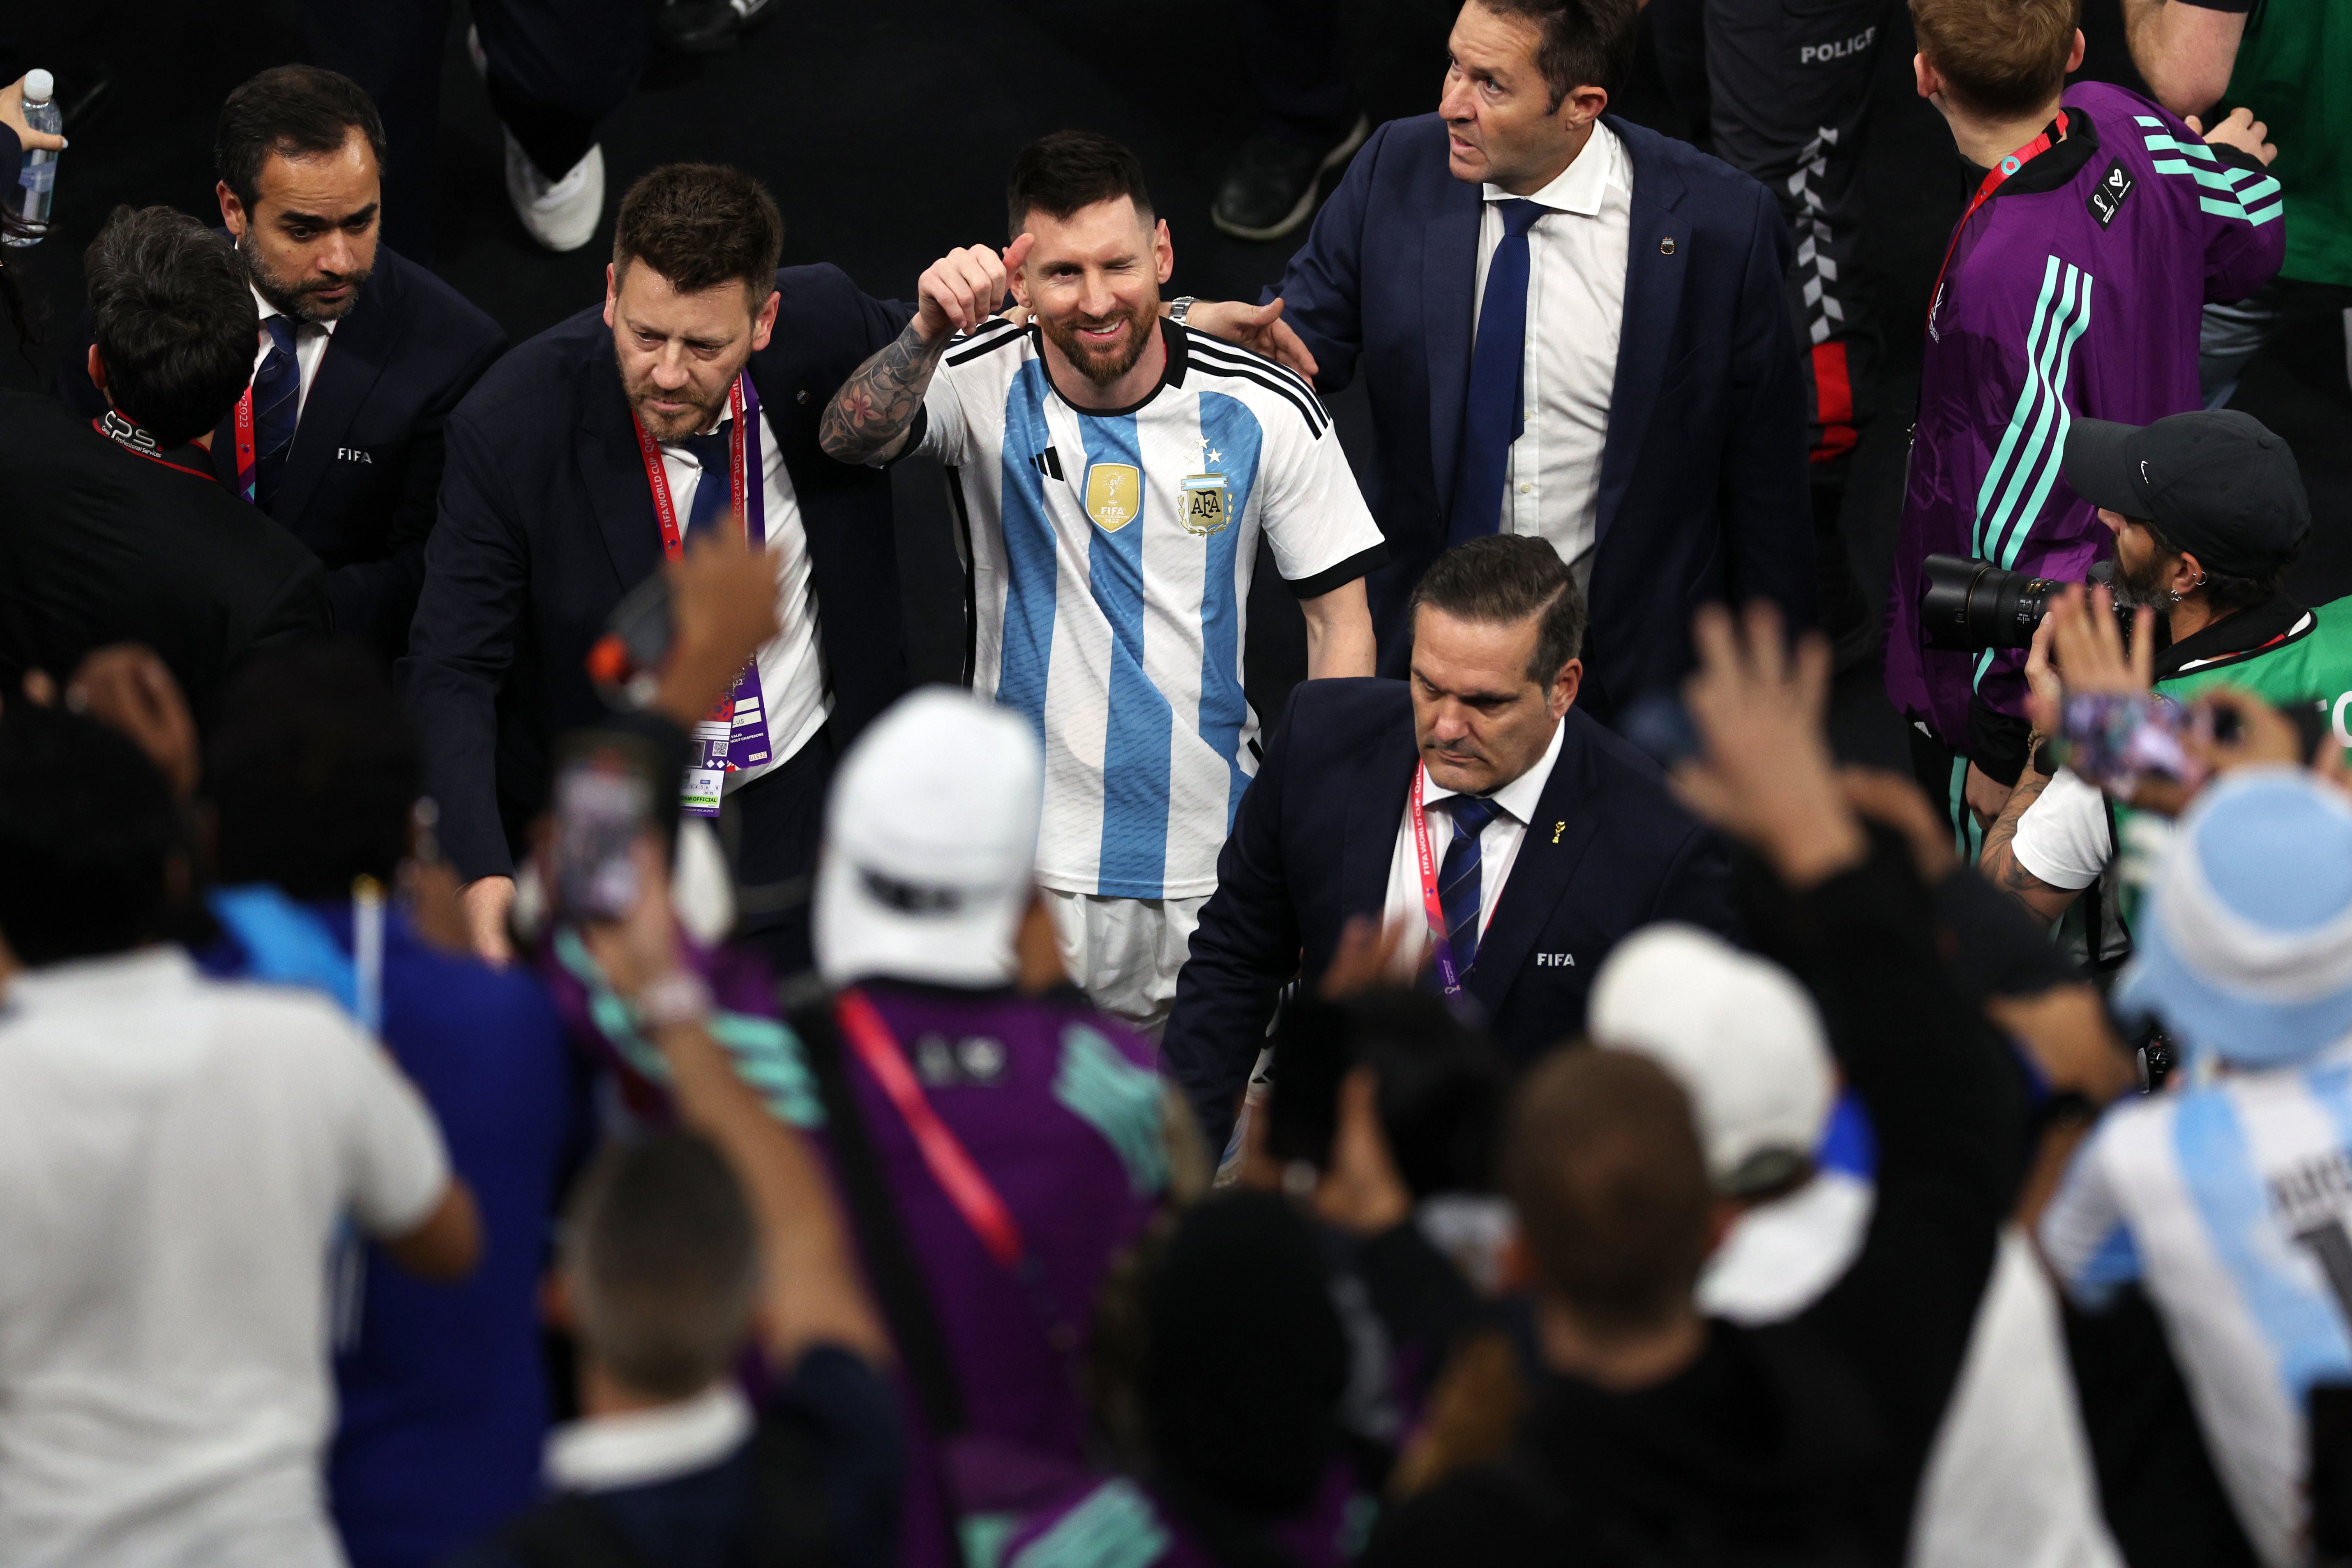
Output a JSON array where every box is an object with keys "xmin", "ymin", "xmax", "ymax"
[
  {"xmin": 1650, "ymin": 0, "xmax": 1891, "ymax": 467},
  {"xmin": 723, "ymin": 725, "xmax": 835, "ymax": 984},
  {"xmin": 300, "ymin": 0, "xmax": 648, "ymax": 264},
  {"xmin": 1240, "ymin": 0, "xmax": 1353, "ymax": 145}
]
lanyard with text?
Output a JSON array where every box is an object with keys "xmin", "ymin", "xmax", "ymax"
[
  {"xmin": 232, "ymin": 387, "xmax": 258, "ymax": 501},
  {"xmin": 1410, "ymin": 766, "xmax": 1475, "ymax": 997},
  {"xmin": 94, "ymin": 411, "xmax": 216, "ymax": 482},
  {"xmin": 630, "ymin": 373, "xmax": 775, "ymax": 816},
  {"xmin": 1927, "ymin": 111, "xmax": 2069, "ymax": 337},
  {"xmin": 834, "ymin": 987, "xmax": 1028, "ymax": 1268}
]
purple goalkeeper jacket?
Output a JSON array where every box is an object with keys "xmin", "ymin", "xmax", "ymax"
[{"xmin": 1885, "ymin": 82, "xmax": 2283, "ymax": 762}]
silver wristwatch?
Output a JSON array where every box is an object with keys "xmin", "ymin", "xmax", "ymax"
[{"xmin": 1168, "ymin": 295, "xmax": 1197, "ymax": 327}]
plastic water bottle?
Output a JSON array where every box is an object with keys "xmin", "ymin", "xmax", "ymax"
[{"xmin": 6, "ymin": 70, "xmax": 61, "ymax": 248}]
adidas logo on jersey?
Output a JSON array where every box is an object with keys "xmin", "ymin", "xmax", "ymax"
[{"xmin": 1031, "ymin": 445, "xmax": 1065, "ymax": 480}]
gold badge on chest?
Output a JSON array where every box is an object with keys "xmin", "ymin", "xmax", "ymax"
[{"xmin": 1084, "ymin": 463, "xmax": 1142, "ymax": 533}]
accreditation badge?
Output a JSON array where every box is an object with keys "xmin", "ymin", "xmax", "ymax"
[
  {"xmin": 1181, "ymin": 473, "xmax": 1230, "ymax": 537},
  {"xmin": 1084, "ymin": 463, "xmax": 1142, "ymax": 533}
]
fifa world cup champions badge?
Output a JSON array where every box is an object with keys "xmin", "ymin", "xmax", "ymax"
[
  {"xmin": 1085, "ymin": 463, "xmax": 1142, "ymax": 532},
  {"xmin": 1182, "ymin": 436, "xmax": 1230, "ymax": 537}
]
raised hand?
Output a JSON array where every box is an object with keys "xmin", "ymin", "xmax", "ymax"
[
  {"xmin": 914, "ymin": 233, "xmax": 1035, "ymax": 341},
  {"xmin": 1182, "ymin": 295, "xmax": 1321, "ymax": 380},
  {"xmin": 1672, "ymin": 601, "xmax": 1865, "ymax": 888}
]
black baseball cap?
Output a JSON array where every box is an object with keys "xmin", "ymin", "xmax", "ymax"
[{"xmin": 2063, "ymin": 410, "xmax": 2310, "ymax": 579}]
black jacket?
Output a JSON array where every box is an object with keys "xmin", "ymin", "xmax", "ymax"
[
  {"xmin": 1161, "ymin": 677, "xmax": 1735, "ymax": 1148},
  {"xmin": 401, "ymin": 265, "xmax": 911, "ymax": 883},
  {"xmin": 1365, "ymin": 842, "xmax": 2029, "ymax": 1568},
  {"xmin": 0, "ymin": 393, "xmax": 330, "ymax": 715},
  {"xmin": 58, "ymin": 241, "xmax": 507, "ymax": 657}
]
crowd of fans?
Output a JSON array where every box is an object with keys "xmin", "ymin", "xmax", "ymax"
[{"xmin": 0, "ymin": 0, "xmax": 2347, "ymax": 1564}]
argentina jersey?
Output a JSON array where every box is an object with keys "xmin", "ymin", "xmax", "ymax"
[
  {"xmin": 918, "ymin": 319, "xmax": 1384, "ymax": 900},
  {"xmin": 2041, "ymin": 1052, "xmax": 2352, "ymax": 1568}
]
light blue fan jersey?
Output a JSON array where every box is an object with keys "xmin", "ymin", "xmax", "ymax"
[
  {"xmin": 2042, "ymin": 1047, "xmax": 2352, "ymax": 1568},
  {"xmin": 918, "ymin": 318, "xmax": 1384, "ymax": 900}
]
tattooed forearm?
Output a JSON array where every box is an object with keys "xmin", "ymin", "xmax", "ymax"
[
  {"xmin": 820, "ymin": 319, "xmax": 947, "ymax": 465},
  {"xmin": 1977, "ymin": 757, "xmax": 2077, "ymax": 923}
]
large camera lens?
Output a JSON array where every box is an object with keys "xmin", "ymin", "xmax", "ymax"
[{"xmin": 1918, "ymin": 554, "xmax": 2067, "ymax": 651}]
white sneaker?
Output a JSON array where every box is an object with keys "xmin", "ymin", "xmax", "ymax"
[{"xmin": 504, "ymin": 132, "xmax": 604, "ymax": 253}]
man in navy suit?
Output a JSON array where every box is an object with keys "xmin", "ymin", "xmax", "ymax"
[
  {"xmin": 404, "ymin": 164, "xmax": 909, "ymax": 969},
  {"xmin": 57, "ymin": 67, "xmax": 507, "ymax": 658},
  {"xmin": 1190, "ymin": 0, "xmax": 1812, "ymax": 722},
  {"xmin": 1162, "ymin": 536, "xmax": 1735, "ymax": 1147}
]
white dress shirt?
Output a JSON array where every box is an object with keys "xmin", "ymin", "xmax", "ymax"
[
  {"xmin": 249, "ymin": 283, "xmax": 336, "ymax": 422},
  {"xmin": 1381, "ymin": 717, "xmax": 1568, "ymax": 979},
  {"xmin": 1471, "ymin": 120, "xmax": 1633, "ymax": 590},
  {"xmin": 658, "ymin": 404, "xmax": 829, "ymax": 784}
]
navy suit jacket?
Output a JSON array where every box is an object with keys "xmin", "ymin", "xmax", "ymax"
[
  {"xmin": 59, "ymin": 242, "xmax": 507, "ymax": 656},
  {"xmin": 1271, "ymin": 114, "xmax": 1813, "ymax": 719},
  {"xmin": 1162, "ymin": 677, "xmax": 1736, "ymax": 1146},
  {"xmin": 401, "ymin": 265, "xmax": 911, "ymax": 884}
]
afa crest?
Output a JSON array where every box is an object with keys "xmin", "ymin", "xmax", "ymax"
[
  {"xmin": 1182, "ymin": 473, "xmax": 1229, "ymax": 536},
  {"xmin": 1084, "ymin": 463, "xmax": 1141, "ymax": 533}
]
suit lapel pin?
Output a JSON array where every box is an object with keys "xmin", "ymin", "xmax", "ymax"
[
  {"xmin": 1659, "ymin": 237, "xmax": 1676, "ymax": 256},
  {"xmin": 1551, "ymin": 821, "xmax": 1566, "ymax": 844}
]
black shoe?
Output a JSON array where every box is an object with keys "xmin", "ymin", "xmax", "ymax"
[
  {"xmin": 655, "ymin": 0, "xmax": 774, "ymax": 53},
  {"xmin": 1211, "ymin": 113, "xmax": 1370, "ymax": 242}
]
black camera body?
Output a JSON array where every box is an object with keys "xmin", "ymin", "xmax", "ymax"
[{"xmin": 1918, "ymin": 553, "xmax": 2117, "ymax": 652}]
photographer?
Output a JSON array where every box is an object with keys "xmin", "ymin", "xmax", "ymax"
[{"xmin": 1979, "ymin": 410, "xmax": 2348, "ymax": 957}]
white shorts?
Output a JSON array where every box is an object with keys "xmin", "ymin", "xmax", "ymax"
[{"xmin": 1040, "ymin": 889, "xmax": 1206, "ymax": 1038}]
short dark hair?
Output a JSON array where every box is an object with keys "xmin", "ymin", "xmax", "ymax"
[
  {"xmin": 0, "ymin": 705, "xmax": 179, "ymax": 967},
  {"xmin": 85, "ymin": 206, "xmax": 258, "ymax": 445},
  {"xmin": 1007, "ymin": 131, "xmax": 1154, "ymax": 240},
  {"xmin": 215, "ymin": 65, "xmax": 387, "ymax": 212},
  {"xmin": 1504, "ymin": 1047, "xmax": 1713, "ymax": 1333},
  {"xmin": 1409, "ymin": 534, "xmax": 1589, "ymax": 685},
  {"xmin": 2133, "ymin": 516, "xmax": 2294, "ymax": 620},
  {"xmin": 1474, "ymin": 0, "xmax": 1642, "ymax": 109},
  {"xmin": 1910, "ymin": 0, "xmax": 2080, "ymax": 118},
  {"xmin": 565, "ymin": 1131, "xmax": 759, "ymax": 1400},
  {"xmin": 206, "ymin": 643, "xmax": 419, "ymax": 901},
  {"xmin": 613, "ymin": 164, "xmax": 784, "ymax": 300}
]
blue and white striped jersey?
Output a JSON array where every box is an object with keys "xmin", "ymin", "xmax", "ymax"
[
  {"xmin": 918, "ymin": 320, "xmax": 1384, "ymax": 900},
  {"xmin": 2041, "ymin": 1049, "xmax": 2352, "ymax": 1568}
]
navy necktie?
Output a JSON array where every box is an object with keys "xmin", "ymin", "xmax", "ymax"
[
  {"xmin": 1437, "ymin": 793, "xmax": 1504, "ymax": 974},
  {"xmin": 680, "ymin": 424, "xmax": 735, "ymax": 541},
  {"xmin": 1449, "ymin": 198, "xmax": 1546, "ymax": 545},
  {"xmin": 250, "ymin": 316, "xmax": 300, "ymax": 514}
]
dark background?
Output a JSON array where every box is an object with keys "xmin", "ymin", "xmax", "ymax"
[{"xmin": 4, "ymin": 0, "xmax": 2345, "ymax": 764}]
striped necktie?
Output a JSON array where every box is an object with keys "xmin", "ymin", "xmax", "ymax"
[
  {"xmin": 250, "ymin": 316, "xmax": 301, "ymax": 514},
  {"xmin": 1438, "ymin": 793, "xmax": 1504, "ymax": 973}
]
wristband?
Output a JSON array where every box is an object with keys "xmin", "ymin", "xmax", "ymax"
[{"xmin": 636, "ymin": 970, "xmax": 714, "ymax": 1031}]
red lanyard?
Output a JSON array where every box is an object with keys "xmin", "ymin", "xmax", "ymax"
[
  {"xmin": 232, "ymin": 388, "xmax": 258, "ymax": 500},
  {"xmin": 1409, "ymin": 766, "xmax": 1473, "ymax": 997},
  {"xmin": 834, "ymin": 988, "xmax": 1028, "ymax": 1268},
  {"xmin": 1928, "ymin": 111, "xmax": 2069, "ymax": 336},
  {"xmin": 630, "ymin": 376, "xmax": 749, "ymax": 562}
]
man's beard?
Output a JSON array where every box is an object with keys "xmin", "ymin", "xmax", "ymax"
[
  {"xmin": 2112, "ymin": 549, "xmax": 2177, "ymax": 610},
  {"xmin": 1042, "ymin": 300, "xmax": 1157, "ymax": 387},
  {"xmin": 621, "ymin": 359, "xmax": 732, "ymax": 443},
  {"xmin": 238, "ymin": 233, "xmax": 368, "ymax": 324}
]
